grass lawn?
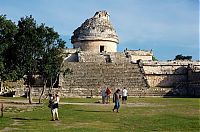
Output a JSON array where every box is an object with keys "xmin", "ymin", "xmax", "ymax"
[{"xmin": 0, "ymin": 97, "xmax": 199, "ymax": 132}]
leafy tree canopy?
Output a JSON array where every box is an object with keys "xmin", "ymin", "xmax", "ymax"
[
  {"xmin": 0, "ymin": 15, "xmax": 66, "ymax": 84},
  {"xmin": 174, "ymin": 54, "xmax": 192, "ymax": 61},
  {"xmin": 0, "ymin": 15, "xmax": 18, "ymax": 81}
]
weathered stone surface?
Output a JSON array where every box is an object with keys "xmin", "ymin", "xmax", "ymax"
[
  {"xmin": 59, "ymin": 62, "xmax": 148, "ymax": 97},
  {"xmin": 143, "ymin": 61, "xmax": 200, "ymax": 88},
  {"xmin": 71, "ymin": 11, "xmax": 118, "ymax": 53},
  {"xmin": 71, "ymin": 11, "xmax": 118, "ymax": 43}
]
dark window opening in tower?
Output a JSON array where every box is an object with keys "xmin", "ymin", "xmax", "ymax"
[{"xmin": 100, "ymin": 46, "xmax": 104, "ymax": 52}]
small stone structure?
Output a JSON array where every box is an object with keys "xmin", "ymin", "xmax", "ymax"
[{"xmin": 125, "ymin": 49, "xmax": 153, "ymax": 62}]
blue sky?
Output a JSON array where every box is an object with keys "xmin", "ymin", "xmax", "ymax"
[{"xmin": 0, "ymin": 0, "xmax": 199, "ymax": 60}]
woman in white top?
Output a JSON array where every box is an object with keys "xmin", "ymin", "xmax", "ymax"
[{"xmin": 52, "ymin": 94, "xmax": 60, "ymax": 121}]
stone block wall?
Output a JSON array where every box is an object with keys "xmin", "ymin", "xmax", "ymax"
[
  {"xmin": 30, "ymin": 60, "xmax": 200, "ymax": 97},
  {"xmin": 78, "ymin": 52, "xmax": 106, "ymax": 63},
  {"xmin": 145, "ymin": 75, "xmax": 187, "ymax": 87},
  {"xmin": 59, "ymin": 62, "xmax": 148, "ymax": 97},
  {"xmin": 73, "ymin": 40, "xmax": 117, "ymax": 53},
  {"xmin": 143, "ymin": 61, "xmax": 200, "ymax": 87},
  {"xmin": 78, "ymin": 51, "xmax": 130, "ymax": 63}
]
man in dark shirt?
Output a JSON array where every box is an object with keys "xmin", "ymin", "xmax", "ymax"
[{"xmin": 113, "ymin": 89, "xmax": 121, "ymax": 112}]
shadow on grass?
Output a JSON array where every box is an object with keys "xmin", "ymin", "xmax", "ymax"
[
  {"xmin": 12, "ymin": 117, "xmax": 41, "ymax": 121},
  {"xmin": 75, "ymin": 109, "xmax": 111, "ymax": 113}
]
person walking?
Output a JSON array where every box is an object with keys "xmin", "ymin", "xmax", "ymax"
[
  {"xmin": 122, "ymin": 87, "xmax": 128, "ymax": 104},
  {"xmin": 113, "ymin": 89, "xmax": 121, "ymax": 113}
]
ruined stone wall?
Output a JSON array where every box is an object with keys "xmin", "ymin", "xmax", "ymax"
[
  {"xmin": 143, "ymin": 61, "xmax": 200, "ymax": 87},
  {"xmin": 65, "ymin": 49, "xmax": 152, "ymax": 63},
  {"xmin": 125, "ymin": 49, "xmax": 153, "ymax": 62},
  {"xmin": 145, "ymin": 75, "xmax": 187, "ymax": 87},
  {"xmin": 130, "ymin": 55, "xmax": 152, "ymax": 62},
  {"xmin": 189, "ymin": 72, "xmax": 200, "ymax": 82},
  {"xmin": 78, "ymin": 52, "xmax": 130, "ymax": 63},
  {"xmin": 78, "ymin": 52, "xmax": 105, "ymax": 63},
  {"xmin": 127, "ymin": 50, "xmax": 153, "ymax": 56},
  {"xmin": 59, "ymin": 62, "xmax": 148, "ymax": 97}
]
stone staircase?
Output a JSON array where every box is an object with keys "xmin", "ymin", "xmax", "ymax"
[{"xmin": 59, "ymin": 62, "xmax": 149, "ymax": 97}]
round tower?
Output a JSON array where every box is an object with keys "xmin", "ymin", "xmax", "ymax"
[{"xmin": 71, "ymin": 10, "xmax": 119, "ymax": 53}]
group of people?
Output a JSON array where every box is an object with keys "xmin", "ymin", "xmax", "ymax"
[
  {"xmin": 101, "ymin": 87, "xmax": 112, "ymax": 104},
  {"xmin": 101, "ymin": 87, "xmax": 128, "ymax": 113},
  {"xmin": 48, "ymin": 93, "xmax": 60, "ymax": 121},
  {"xmin": 47, "ymin": 87, "xmax": 127, "ymax": 121}
]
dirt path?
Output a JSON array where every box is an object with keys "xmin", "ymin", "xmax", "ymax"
[{"xmin": 59, "ymin": 102, "xmax": 161, "ymax": 107}]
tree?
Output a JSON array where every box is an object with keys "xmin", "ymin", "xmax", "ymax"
[
  {"xmin": 0, "ymin": 15, "xmax": 17, "ymax": 85},
  {"xmin": 152, "ymin": 56, "xmax": 158, "ymax": 61},
  {"xmin": 37, "ymin": 25, "xmax": 65, "ymax": 103},
  {"xmin": 174, "ymin": 54, "xmax": 192, "ymax": 61},
  {"xmin": 1, "ymin": 15, "xmax": 66, "ymax": 104},
  {"xmin": 14, "ymin": 16, "xmax": 44, "ymax": 104}
]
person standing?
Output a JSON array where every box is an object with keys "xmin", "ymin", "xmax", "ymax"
[
  {"xmin": 106, "ymin": 87, "xmax": 111, "ymax": 104},
  {"xmin": 101, "ymin": 88, "xmax": 106, "ymax": 104},
  {"xmin": 122, "ymin": 87, "xmax": 128, "ymax": 104},
  {"xmin": 113, "ymin": 89, "xmax": 121, "ymax": 113},
  {"xmin": 48, "ymin": 94, "xmax": 54, "ymax": 121},
  {"xmin": 52, "ymin": 93, "xmax": 60, "ymax": 121}
]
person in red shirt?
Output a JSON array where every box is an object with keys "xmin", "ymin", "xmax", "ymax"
[{"xmin": 106, "ymin": 87, "xmax": 111, "ymax": 104}]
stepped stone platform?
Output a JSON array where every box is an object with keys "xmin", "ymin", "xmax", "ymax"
[{"xmin": 59, "ymin": 62, "xmax": 149, "ymax": 97}]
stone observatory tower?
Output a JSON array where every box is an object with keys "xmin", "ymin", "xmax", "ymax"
[{"xmin": 71, "ymin": 10, "xmax": 119, "ymax": 53}]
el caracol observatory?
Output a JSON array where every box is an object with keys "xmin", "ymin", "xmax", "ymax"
[{"xmin": 71, "ymin": 10, "xmax": 119, "ymax": 53}]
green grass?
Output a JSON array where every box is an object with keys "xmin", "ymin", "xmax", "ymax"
[{"xmin": 0, "ymin": 97, "xmax": 199, "ymax": 132}]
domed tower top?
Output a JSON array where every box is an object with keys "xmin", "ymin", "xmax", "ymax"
[
  {"xmin": 93, "ymin": 10, "xmax": 110, "ymax": 21},
  {"xmin": 71, "ymin": 10, "xmax": 119, "ymax": 53}
]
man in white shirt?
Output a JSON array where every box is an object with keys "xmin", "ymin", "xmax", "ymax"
[{"xmin": 122, "ymin": 87, "xmax": 128, "ymax": 104}]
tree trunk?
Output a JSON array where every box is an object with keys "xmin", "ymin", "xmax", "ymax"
[
  {"xmin": 1, "ymin": 103, "xmax": 3, "ymax": 117},
  {"xmin": 0, "ymin": 78, "xmax": 3, "ymax": 93},
  {"xmin": 28, "ymin": 85, "xmax": 32, "ymax": 104},
  {"xmin": 39, "ymin": 80, "xmax": 47, "ymax": 104},
  {"xmin": 49, "ymin": 75, "xmax": 58, "ymax": 93}
]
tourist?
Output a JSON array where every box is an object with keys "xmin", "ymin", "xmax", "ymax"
[
  {"xmin": 101, "ymin": 88, "xmax": 106, "ymax": 104},
  {"xmin": 122, "ymin": 87, "xmax": 128, "ymax": 104},
  {"xmin": 51, "ymin": 93, "xmax": 60, "ymax": 121},
  {"xmin": 106, "ymin": 87, "xmax": 111, "ymax": 103},
  {"xmin": 48, "ymin": 93, "xmax": 54, "ymax": 120},
  {"xmin": 112, "ymin": 89, "xmax": 121, "ymax": 112}
]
